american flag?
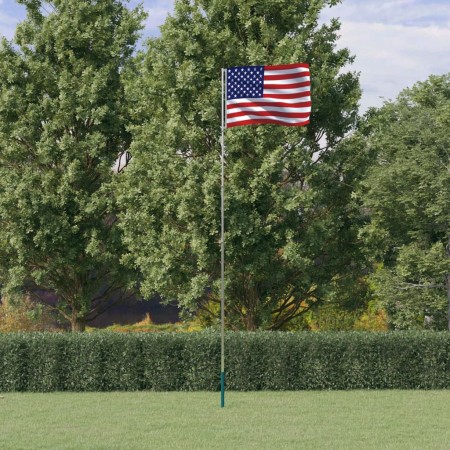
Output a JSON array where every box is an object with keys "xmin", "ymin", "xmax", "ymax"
[{"xmin": 226, "ymin": 63, "xmax": 311, "ymax": 128}]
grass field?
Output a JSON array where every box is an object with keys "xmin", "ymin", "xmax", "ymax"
[{"xmin": 1, "ymin": 391, "xmax": 450, "ymax": 449}]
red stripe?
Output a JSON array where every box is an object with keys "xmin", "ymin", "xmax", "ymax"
[
  {"xmin": 264, "ymin": 71, "xmax": 310, "ymax": 81},
  {"xmin": 264, "ymin": 63, "xmax": 309, "ymax": 70},
  {"xmin": 263, "ymin": 91, "xmax": 311, "ymax": 99},
  {"xmin": 227, "ymin": 101, "xmax": 312, "ymax": 110},
  {"xmin": 264, "ymin": 81, "xmax": 311, "ymax": 89},
  {"xmin": 228, "ymin": 119, "xmax": 310, "ymax": 128},
  {"xmin": 227, "ymin": 111, "xmax": 311, "ymax": 119}
]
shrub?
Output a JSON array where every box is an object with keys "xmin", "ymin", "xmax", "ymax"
[
  {"xmin": 0, "ymin": 296, "xmax": 55, "ymax": 332},
  {"xmin": 292, "ymin": 301, "xmax": 388, "ymax": 331},
  {"xmin": 0, "ymin": 331, "xmax": 449, "ymax": 392}
]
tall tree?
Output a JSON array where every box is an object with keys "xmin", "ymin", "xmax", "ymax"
[
  {"xmin": 116, "ymin": 0, "xmax": 364, "ymax": 330},
  {"xmin": 359, "ymin": 74, "xmax": 450, "ymax": 330},
  {"xmin": 0, "ymin": 0, "xmax": 145, "ymax": 331}
]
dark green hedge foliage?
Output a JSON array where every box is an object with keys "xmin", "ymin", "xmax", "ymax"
[{"xmin": 1, "ymin": 331, "xmax": 450, "ymax": 392}]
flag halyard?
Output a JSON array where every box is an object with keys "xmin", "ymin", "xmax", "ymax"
[{"xmin": 226, "ymin": 63, "xmax": 311, "ymax": 128}]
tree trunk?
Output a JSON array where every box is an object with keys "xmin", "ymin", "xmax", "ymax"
[
  {"xmin": 447, "ymin": 273, "xmax": 450, "ymax": 331},
  {"xmin": 245, "ymin": 313, "xmax": 257, "ymax": 331},
  {"xmin": 447, "ymin": 232, "xmax": 450, "ymax": 331},
  {"xmin": 71, "ymin": 317, "xmax": 86, "ymax": 332},
  {"xmin": 242, "ymin": 286, "xmax": 259, "ymax": 331}
]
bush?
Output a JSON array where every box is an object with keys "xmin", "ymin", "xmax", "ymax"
[
  {"xmin": 0, "ymin": 331, "xmax": 449, "ymax": 392},
  {"xmin": 0, "ymin": 296, "xmax": 55, "ymax": 332},
  {"xmin": 291, "ymin": 301, "xmax": 388, "ymax": 331}
]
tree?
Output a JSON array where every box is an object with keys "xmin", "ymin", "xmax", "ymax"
[
  {"xmin": 0, "ymin": 0, "xmax": 145, "ymax": 331},
  {"xmin": 358, "ymin": 74, "xmax": 450, "ymax": 330},
  {"xmin": 116, "ymin": 0, "xmax": 365, "ymax": 330}
]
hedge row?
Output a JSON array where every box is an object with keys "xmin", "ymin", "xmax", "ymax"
[{"xmin": 1, "ymin": 331, "xmax": 450, "ymax": 392}]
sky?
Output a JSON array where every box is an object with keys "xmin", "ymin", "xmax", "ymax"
[{"xmin": 0, "ymin": 0, "xmax": 449, "ymax": 112}]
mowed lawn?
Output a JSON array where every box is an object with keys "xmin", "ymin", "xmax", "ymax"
[{"xmin": 1, "ymin": 391, "xmax": 450, "ymax": 449}]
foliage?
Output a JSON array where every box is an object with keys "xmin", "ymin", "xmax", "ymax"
[
  {"xmin": 116, "ymin": 0, "xmax": 366, "ymax": 330},
  {"xmin": 0, "ymin": 295, "xmax": 55, "ymax": 332},
  {"xmin": 89, "ymin": 313, "xmax": 203, "ymax": 333},
  {"xmin": 352, "ymin": 301, "xmax": 388, "ymax": 331},
  {"xmin": 1, "ymin": 331, "xmax": 450, "ymax": 391},
  {"xmin": 290, "ymin": 299, "xmax": 388, "ymax": 331},
  {"xmin": 0, "ymin": 0, "xmax": 146, "ymax": 331},
  {"xmin": 358, "ymin": 74, "xmax": 450, "ymax": 330}
]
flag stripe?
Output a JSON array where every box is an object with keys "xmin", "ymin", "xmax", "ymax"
[
  {"xmin": 264, "ymin": 68, "xmax": 309, "ymax": 76},
  {"xmin": 227, "ymin": 97, "xmax": 311, "ymax": 106},
  {"xmin": 227, "ymin": 104, "xmax": 311, "ymax": 113},
  {"xmin": 263, "ymin": 92, "xmax": 310, "ymax": 99},
  {"xmin": 227, "ymin": 106, "xmax": 310, "ymax": 117},
  {"xmin": 227, "ymin": 114, "xmax": 310, "ymax": 123},
  {"xmin": 265, "ymin": 63, "xmax": 309, "ymax": 70},
  {"xmin": 264, "ymin": 71, "xmax": 310, "ymax": 81},
  {"xmin": 263, "ymin": 76, "xmax": 310, "ymax": 85},
  {"xmin": 226, "ymin": 63, "xmax": 311, "ymax": 128},
  {"xmin": 228, "ymin": 110, "xmax": 311, "ymax": 119},
  {"xmin": 264, "ymin": 81, "xmax": 311, "ymax": 89},
  {"xmin": 227, "ymin": 118, "xmax": 310, "ymax": 128},
  {"xmin": 264, "ymin": 86, "xmax": 310, "ymax": 95}
]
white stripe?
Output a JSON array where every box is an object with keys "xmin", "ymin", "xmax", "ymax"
[
  {"xmin": 227, "ymin": 96, "xmax": 311, "ymax": 105},
  {"xmin": 263, "ymin": 76, "xmax": 310, "ymax": 85},
  {"xmin": 264, "ymin": 86, "xmax": 311, "ymax": 94},
  {"xmin": 228, "ymin": 105, "xmax": 311, "ymax": 113},
  {"xmin": 264, "ymin": 67, "xmax": 309, "ymax": 76},
  {"xmin": 227, "ymin": 114, "xmax": 309, "ymax": 124}
]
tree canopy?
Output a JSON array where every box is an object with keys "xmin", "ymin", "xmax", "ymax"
[
  {"xmin": 0, "ymin": 0, "xmax": 145, "ymax": 331},
  {"xmin": 358, "ymin": 74, "xmax": 450, "ymax": 330},
  {"xmin": 115, "ymin": 0, "xmax": 366, "ymax": 330},
  {"xmin": 1, "ymin": 0, "xmax": 446, "ymax": 333}
]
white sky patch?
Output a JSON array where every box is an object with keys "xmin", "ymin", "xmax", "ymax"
[
  {"xmin": 321, "ymin": 0, "xmax": 450, "ymax": 27},
  {"xmin": 1, "ymin": 0, "xmax": 449, "ymax": 113},
  {"xmin": 320, "ymin": 0, "xmax": 450, "ymax": 112},
  {"xmin": 145, "ymin": 2, "xmax": 175, "ymax": 37},
  {"xmin": 126, "ymin": 0, "xmax": 175, "ymax": 38},
  {"xmin": 0, "ymin": 0, "xmax": 25, "ymax": 40},
  {"xmin": 0, "ymin": 10, "xmax": 19, "ymax": 40},
  {"xmin": 340, "ymin": 22, "xmax": 450, "ymax": 111}
]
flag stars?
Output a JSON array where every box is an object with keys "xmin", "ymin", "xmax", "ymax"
[{"xmin": 227, "ymin": 66, "xmax": 264, "ymax": 100}]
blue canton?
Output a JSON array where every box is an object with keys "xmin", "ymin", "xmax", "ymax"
[{"xmin": 227, "ymin": 66, "xmax": 264, "ymax": 100}]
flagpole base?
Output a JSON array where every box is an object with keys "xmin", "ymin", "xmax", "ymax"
[{"xmin": 220, "ymin": 372, "xmax": 225, "ymax": 408}]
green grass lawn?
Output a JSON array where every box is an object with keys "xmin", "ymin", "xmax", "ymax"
[{"xmin": 1, "ymin": 391, "xmax": 450, "ymax": 449}]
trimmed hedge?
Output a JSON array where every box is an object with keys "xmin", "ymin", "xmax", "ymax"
[{"xmin": 1, "ymin": 331, "xmax": 450, "ymax": 392}]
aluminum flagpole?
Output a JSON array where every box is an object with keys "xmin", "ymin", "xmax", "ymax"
[{"xmin": 220, "ymin": 68, "xmax": 226, "ymax": 408}]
